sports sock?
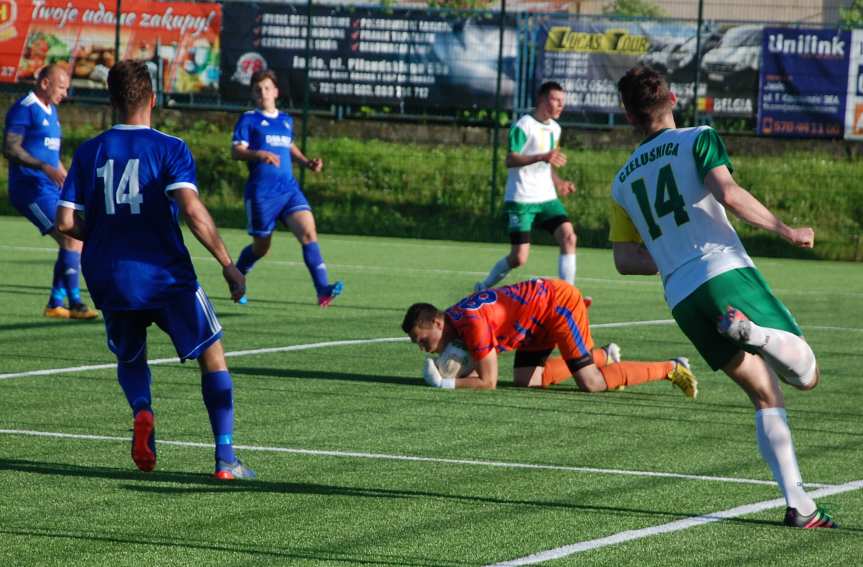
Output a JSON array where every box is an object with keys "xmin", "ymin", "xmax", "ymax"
[
  {"xmin": 481, "ymin": 256, "xmax": 512, "ymax": 289},
  {"xmin": 58, "ymin": 249, "xmax": 82, "ymax": 304},
  {"xmin": 236, "ymin": 245, "xmax": 261, "ymax": 275},
  {"xmin": 558, "ymin": 253, "xmax": 576, "ymax": 285},
  {"xmin": 48, "ymin": 251, "xmax": 67, "ymax": 307},
  {"xmin": 755, "ymin": 407, "xmax": 816, "ymax": 515},
  {"xmin": 541, "ymin": 349, "xmax": 609, "ymax": 387},
  {"xmin": 201, "ymin": 370, "xmax": 236, "ymax": 464},
  {"xmin": 117, "ymin": 351, "xmax": 152, "ymax": 414},
  {"xmin": 739, "ymin": 323, "xmax": 817, "ymax": 388},
  {"xmin": 599, "ymin": 361, "xmax": 674, "ymax": 389},
  {"xmin": 302, "ymin": 241, "xmax": 329, "ymax": 296}
]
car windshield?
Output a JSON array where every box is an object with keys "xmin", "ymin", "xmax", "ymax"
[{"xmin": 719, "ymin": 27, "xmax": 762, "ymax": 48}]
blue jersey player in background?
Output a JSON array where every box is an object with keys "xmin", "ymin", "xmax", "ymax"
[
  {"xmin": 3, "ymin": 64, "xmax": 97, "ymax": 320},
  {"xmin": 231, "ymin": 69, "xmax": 343, "ymax": 307},
  {"xmin": 57, "ymin": 60, "xmax": 255, "ymax": 480}
]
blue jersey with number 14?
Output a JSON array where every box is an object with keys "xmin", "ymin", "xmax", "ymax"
[{"xmin": 59, "ymin": 125, "xmax": 199, "ymax": 311}]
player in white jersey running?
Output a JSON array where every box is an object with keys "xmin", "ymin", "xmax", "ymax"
[
  {"xmin": 609, "ymin": 65, "xmax": 835, "ymax": 529},
  {"xmin": 474, "ymin": 81, "xmax": 580, "ymax": 293}
]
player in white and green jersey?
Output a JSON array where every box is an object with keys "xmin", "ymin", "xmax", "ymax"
[
  {"xmin": 475, "ymin": 81, "xmax": 579, "ymax": 292},
  {"xmin": 609, "ymin": 65, "xmax": 836, "ymax": 529}
]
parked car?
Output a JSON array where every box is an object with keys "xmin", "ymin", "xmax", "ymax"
[{"xmin": 700, "ymin": 24, "xmax": 763, "ymax": 93}]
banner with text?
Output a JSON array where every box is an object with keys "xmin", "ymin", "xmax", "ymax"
[
  {"xmin": 845, "ymin": 30, "xmax": 863, "ymax": 140},
  {"xmin": 0, "ymin": 0, "xmax": 220, "ymax": 93},
  {"xmin": 220, "ymin": 2, "xmax": 516, "ymax": 109},
  {"xmin": 758, "ymin": 27, "xmax": 849, "ymax": 138},
  {"xmin": 535, "ymin": 19, "xmax": 762, "ymax": 117}
]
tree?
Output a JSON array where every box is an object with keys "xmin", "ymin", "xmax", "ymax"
[
  {"xmin": 840, "ymin": 0, "xmax": 863, "ymax": 29},
  {"xmin": 602, "ymin": 0, "xmax": 668, "ymax": 18}
]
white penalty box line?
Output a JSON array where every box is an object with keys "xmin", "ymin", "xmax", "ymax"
[
  {"xmin": 490, "ymin": 479, "xmax": 863, "ymax": 566},
  {"xmin": 0, "ymin": 427, "xmax": 836, "ymax": 490}
]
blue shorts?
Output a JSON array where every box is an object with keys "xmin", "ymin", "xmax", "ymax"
[
  {"xmin": 10, "ymin": 178, "xmax": 59, "ymax": 235},
  {"xmin": 102, "ymin": 287, "xmax": 223, "ymax": 363},
  {"xmin": 245, "ymin": 182, "xmax": 311, "ymax": 237}
]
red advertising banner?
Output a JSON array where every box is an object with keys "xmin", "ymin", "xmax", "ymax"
[{"xmin": 0, "ymin": 0, "xmax": 220, "ymax": 93}]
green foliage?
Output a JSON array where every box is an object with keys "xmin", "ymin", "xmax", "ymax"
[
  {"xmin": 2, "ymin": 127, "xmax": 861, "ymax": 261},
  {"xmin": 602, "ymin": 0, "xmax": 668, "ymax": 18},
  {"xmin": 840, "ymin": 0, "xmax": 863, "ymax": 29}
]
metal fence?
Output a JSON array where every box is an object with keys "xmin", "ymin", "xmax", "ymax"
[{"xmin": 1, "ymin": 0, "xmax": 857, "ymax": 128}]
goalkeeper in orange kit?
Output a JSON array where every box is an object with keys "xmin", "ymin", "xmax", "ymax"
[{"xmin": 401, "ymin": 278, "xmax": 697, "ymax": 396}]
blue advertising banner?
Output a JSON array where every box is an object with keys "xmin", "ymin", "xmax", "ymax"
[{"xmin": 758, "ymin": 27, "xmax": 850, "ymax": 138}]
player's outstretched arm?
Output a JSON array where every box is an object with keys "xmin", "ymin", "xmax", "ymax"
[
  {"xmin": 173, "ymin": 188, "xmax": 246, "ymax": 301},
  {"xmin": 56, "ymin": 205, "xmax": 85, "ymax": 240},
  {"xmin": 613, "ymin": 242, "xmax": 658, "ymax": 275},
  {"xmin": 705, "ymin": 166, "xmax": 814, "ymax": 248}
]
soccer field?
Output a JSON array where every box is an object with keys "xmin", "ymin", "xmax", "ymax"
[{"xmin": 0, "ymin": 215, "xmax": 861, "ymax": 566}]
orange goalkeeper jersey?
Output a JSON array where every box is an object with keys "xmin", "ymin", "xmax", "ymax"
[{"xmin": 445, "ymin": 279, "xmax": 591, "ymax": 361}]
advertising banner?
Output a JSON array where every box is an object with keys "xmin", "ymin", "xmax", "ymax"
[
  {"xmin": 535, "ymin": 19, "xmax": 761, "ymax": 117},
  {"xmin": 845, "ymin": 29, "xmax": 863, "ymax": 140},
  {"xmin": 220, "ymin": 2, "xmax": 516, "ymax": 109},
  {"xmin": 758, "ymin": 27, "xmax": 849, "ymax": 138},
  {"xmin": 0, "ymin": 0, "xmax": 220, "ymax": 93}
]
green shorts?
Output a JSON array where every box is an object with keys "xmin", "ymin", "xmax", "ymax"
[
  {"xmin": 671, "ymin": 267, "xmax": 801, "ymax": 371},
  {"xmin": 503, "ymin": 199, "xmax": 569, "ymax": 237}
]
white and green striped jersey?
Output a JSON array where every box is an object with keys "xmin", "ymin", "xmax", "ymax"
[
  {"xmin": 504, "ymin": 114, "xmax": 561, "ymax": 204},
  {"xmin": 610, "ymin": 126, "xmax": 755, "ymax": 309}
]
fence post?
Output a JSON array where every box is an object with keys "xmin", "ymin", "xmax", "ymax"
[
  {"xmin": 691, "ymin": 0, "xmax": 704, "ymax": 125},
  {"xmin": 490, "ymin": 0, "xmax": 507, "ymax": 225},
  {"xmin": 113, "ymin": 0, "xmax": 122, "ymax": 123},
  {"xmin": 300, "ymin": 0, "xmax": 313, "ymax": 188}
]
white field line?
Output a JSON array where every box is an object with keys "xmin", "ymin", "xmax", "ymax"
[
  {"xmin": 489, "ymin": 479, "xmax": 863, "ymax": 566},
  {"xmin": 0, "ymin": 428, "xmax": 834, "ymax": 489},
  {"xmin": 3, "ymin": 317, "xmax": 862, "ymax": 381},
  {"xmin": 6, "ymin": 244, "xmax": 863, "ymax": 296},
  {"xmin": 0, "ymin": 337, "xmax": 407, "ymax": 380}
]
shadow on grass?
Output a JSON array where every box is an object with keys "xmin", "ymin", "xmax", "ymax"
[
  {"xmin": 0, "ymin": 526, "xmax": 465, "ymax": 566},
  {"xmin": 3, "ymin": 457, "xmax": 849, "ymax": 537},
  {"xmin": 230, "ymin": 365, "xmax": 419, "ymax": 387}
]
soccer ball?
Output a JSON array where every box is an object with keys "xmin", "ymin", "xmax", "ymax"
[{"xmin": 436, "ymin": 340, "xmax": 475, "ymax": 379}]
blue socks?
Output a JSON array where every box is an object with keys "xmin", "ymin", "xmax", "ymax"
[
  {"xmin": 201, "ymin": 370, "xmax": 236, "ymax": 464},
  {"xmin": 302, "ymin": 241, "xmax": 329, "ymax": 296},
  {"xmin": 236, "ymin": 245, "xmax": 260, "ymax": 275},
  {"xmin": 117, "ymin": 351, "xmax": 152, "ymax": 415},
  {"xmin": 51, "ymin": 248, "xmax": 82, "ymax": 305}
]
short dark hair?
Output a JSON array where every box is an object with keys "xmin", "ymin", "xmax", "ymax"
[
  {"xmin": 108, "ymin": 60, "xmax": 153, "ymax": 115},
  {"xmin": 36, "ymin": 63, "xmax": 66, "ymax": 83},
  {"xmin": 250, "ymin": 69, "xmax": 278, "ymax": 88},
  {"xmin": 537, "ymin": 81, "xmax": 564, "ymax": 100},
  {"xmin": 617, "ymin": 65, "xmax": 672, "ymax": 126},
  {"xmin": 401, "ymin": 303, "xmax": 442, "ymax": 334}
]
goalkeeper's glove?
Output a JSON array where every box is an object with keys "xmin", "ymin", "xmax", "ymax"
[{"xmin": 423, "ymin": 358, "xmax": 455, "ymax": 389}]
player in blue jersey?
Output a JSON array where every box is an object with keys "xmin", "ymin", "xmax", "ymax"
[
  {"xmin": 3, "ymin": 64, "xmax": 97, "ymax": 320},
  {"xmin": 231, "ymin": 69, "xmax": 343, "ymax": 307},
  {"xmin": 56, "ymin": 60, "xmax": 255, "ymax": 480}
]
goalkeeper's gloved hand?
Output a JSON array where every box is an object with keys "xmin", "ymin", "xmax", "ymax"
[{"xmin": 423, "ymin": 358, "xmax": 455, "ymax": 389}]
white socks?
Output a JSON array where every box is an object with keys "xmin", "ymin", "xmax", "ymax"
[
  {"xmin": 481, "ymin": 256, "xmax": 512, "ymax": 289},
  {"xmin": 558, "ymin": 253, "xmax": 576, "ymax": 284},
  {"xmin": 755, "ymin": 407, "xmax": 816, "ymax": 515},
  {"xmin": 738, "ymin": 322, "xmax": 817, "ymax": 388}
]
